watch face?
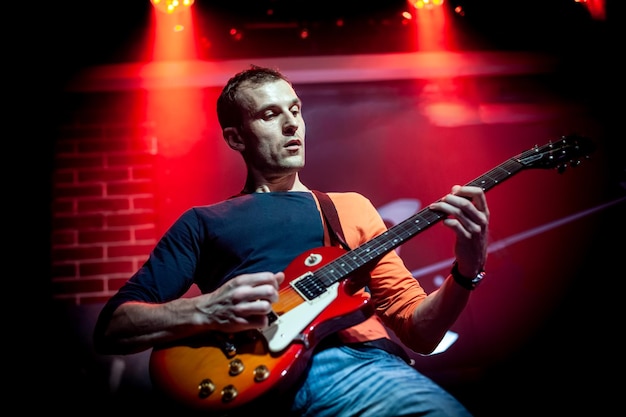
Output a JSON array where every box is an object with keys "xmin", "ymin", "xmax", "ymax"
[{"xmin": 471, "ymin": 271, "xmax": 486, "ymax": 287}]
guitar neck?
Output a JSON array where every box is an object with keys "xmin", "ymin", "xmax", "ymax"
[
  {"xmin": 311, "ymin": 156, "xmax": 527, "ymax": 291},
  {"xmin": 299, "ymin": 134, "xmax": 594, "ymax": 297}
]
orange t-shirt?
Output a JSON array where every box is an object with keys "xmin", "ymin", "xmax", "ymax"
[{"xmin": 314, "ymin": 192, "xmax": 428, "ymax": 344}]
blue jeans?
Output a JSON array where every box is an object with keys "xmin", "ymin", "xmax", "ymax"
[{"xmin": 289, "ymin": 344, "xmax": 473, "ymax": 417}]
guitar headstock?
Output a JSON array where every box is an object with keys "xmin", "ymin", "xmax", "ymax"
[{"xmin": 517, "ymin": 134, "xmax": 595, "ymax": 173}]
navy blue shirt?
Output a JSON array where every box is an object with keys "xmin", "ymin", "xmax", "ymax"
[{"xmin": 96, "ymin": 192, "xmax": 325, "ymax": 327}]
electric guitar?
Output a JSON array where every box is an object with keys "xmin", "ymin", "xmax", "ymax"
[{"xmin": 149, "ymin": 135, "xmax": 595, "ymax": 413}]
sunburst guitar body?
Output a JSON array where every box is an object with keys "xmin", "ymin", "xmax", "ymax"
[{"xmin": 149, "ymin": 245, "xmax": 373, "ymax": 413}]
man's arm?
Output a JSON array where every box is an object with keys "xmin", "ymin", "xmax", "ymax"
[
  {"xmin": 94, "ymin": 272, "xmax": 285, "ymax": 355},
  {"xmin": 406, "ymin": 185, "xmax": 489, "ymax": 354}
]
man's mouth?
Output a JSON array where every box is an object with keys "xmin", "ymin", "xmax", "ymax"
[{"xmin": 284, "ymin": 139, "xmax": 301, "ymax": 150}]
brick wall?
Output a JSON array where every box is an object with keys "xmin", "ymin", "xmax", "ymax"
[{"xmin": 50, "ymin": 92, "xmax": 158, "ymax": 307}]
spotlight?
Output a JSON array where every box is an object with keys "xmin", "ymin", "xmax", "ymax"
[
  {"xmin": 151, "ymin": 0, "xmax": 195, "ymax": 14},
  {"xmin": 410, "ymin": 0, "xmax": 445, "ymax": 10}
]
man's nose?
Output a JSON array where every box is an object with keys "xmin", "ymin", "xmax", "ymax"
[{"xmin": 283, "ymin": 113, "xmax": 299, "ymax": 133}]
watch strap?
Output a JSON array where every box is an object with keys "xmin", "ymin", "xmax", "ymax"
[{"xmin": 451, "ymin": 261, "xmax": 485, "ymax": 290}]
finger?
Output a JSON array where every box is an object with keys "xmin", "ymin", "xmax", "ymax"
[
  {"xmin": 432, "ymin": 195, "xmax": 476, "ymax": 224},
  {"xmin": 230, "ymin": 284, "xmax": 281, "ymax": 304},
  {"xmin": 446, "ymin": 195, "xmax": 485, "ymax": 231},
  {"xmin": 443, "ymin": 187, "xmax": 489, "ymax": 228},
  {"xmin": 235, "ymin": 272, "xmax": 284, "ymax": 289},
  {"xmin": 442, "ymin": 218, "xmax": 472, "ymax": 240},
  {"xmin": 227, "ymin": 308, "xmax": 271, "ymax": 329},
  {"xmin": 275, "ymin": 271, "xmax": 286, "ymax": 286},
  {"xmin": 235, "ymin": 299, "xmax": 275, "ymax": 316},
  {"xmin": 452, "ymin": 185, "xmax": 489, "ymax": 215}
]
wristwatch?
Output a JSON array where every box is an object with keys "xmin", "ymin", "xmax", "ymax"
[{"xmin": 450, "ymin": 261, "xmax": 485, "ymax": 290}]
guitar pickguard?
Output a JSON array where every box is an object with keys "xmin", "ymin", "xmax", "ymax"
[{"xmin": 261, "ymin": 282, "xmax": 339, "ymax": 352}]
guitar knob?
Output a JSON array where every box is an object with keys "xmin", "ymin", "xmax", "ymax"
[
  {"xmin": 305, "ymin": 253, "xmax": 322, "ymax": 267},
  {"xmin": 253, "ymin": 365, "xmax": 270, "ymax": 382},
  {"xmin": 198, "ymin": 379, "xmax": 216, "ymax": 399},
  {"xmin": 221, "ymin": 385, "xmax": 238, "ymax": 403},
  {"xmin": 228, "ymin": 358, "xmax": 245, "ymax": 376}
]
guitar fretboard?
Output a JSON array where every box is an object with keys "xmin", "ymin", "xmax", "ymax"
[{"xmin": 295, "ymin": 136, "xmax": 594, "ymax": 299}]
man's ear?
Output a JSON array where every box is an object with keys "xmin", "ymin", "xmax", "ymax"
[{"xmin": 223, "ymin": 127, "xmax": 244, "ymax": 151}]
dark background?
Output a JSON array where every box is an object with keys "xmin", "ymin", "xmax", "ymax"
[{"xmin": 15, "ymin": 1, "xmax": 624, "ymax": 415}]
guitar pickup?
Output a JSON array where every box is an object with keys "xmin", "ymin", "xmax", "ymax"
[{"xmin": 292, "ymin": 272, "xmax": 327, "ymax": 300}]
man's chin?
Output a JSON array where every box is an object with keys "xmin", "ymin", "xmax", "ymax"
[{"xmin": 283, "ymin": 157, "xmax": 305, "ymax": 169}]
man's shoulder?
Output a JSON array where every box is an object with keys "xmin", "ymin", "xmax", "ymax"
[
  {"xmin": 325, "ymin": 190, "xmax": 365, "ymax": 198},
  {"xmin": 326, "ymin": 191, "xmax": 371, "ymax": 204}
]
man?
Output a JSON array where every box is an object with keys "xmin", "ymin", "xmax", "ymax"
[{"xmin": 94, "ymin": 65, "xmax": 489, "ymax": 416}]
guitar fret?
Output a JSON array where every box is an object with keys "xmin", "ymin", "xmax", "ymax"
[
  {"xmin": 469, "ymin": 161, "xmax": 521, "ymax": 190},
  {"xmin": 317, "ymin": 263, "xmax": 350, "ymax": 287}
]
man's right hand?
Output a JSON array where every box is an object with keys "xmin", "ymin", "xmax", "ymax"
[{"xmin": 197, "ymin": 271, "xmax": 285, "ymax": 332}]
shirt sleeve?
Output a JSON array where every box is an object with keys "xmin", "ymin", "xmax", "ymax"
[
  {"xmin": 328, "ymin": 192, "xmax": 427, "ymax": 342},
  {"xmin": 93, "ymin": 208, "xmax": 201, "ymax": 341}
]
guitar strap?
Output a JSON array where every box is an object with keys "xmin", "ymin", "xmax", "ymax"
[
  {"xmin": 312, "ymin": 190, "xmax": 413, "ymax": 365},
  {"xmin": 312, "ymin": 190, "xmax": 351, "ymax": 251}
]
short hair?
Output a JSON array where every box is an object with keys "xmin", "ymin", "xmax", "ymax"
[{"xmin": 216, "ymin": 65, "xmax": 292, "ymax": 130}]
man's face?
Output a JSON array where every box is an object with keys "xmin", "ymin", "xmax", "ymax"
[{"xmin": 237, "ymin": 79, "xmax": 306, "ymax": 175}]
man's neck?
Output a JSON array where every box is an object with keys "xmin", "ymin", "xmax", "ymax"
[{"xmin": 242, "ymin": 174, "xmax": 309, "ymax": 194}]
